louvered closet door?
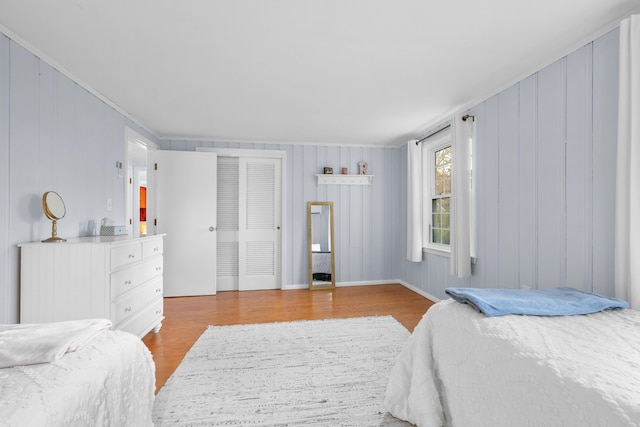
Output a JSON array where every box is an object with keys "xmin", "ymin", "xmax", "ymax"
[
  {"xmin": 216, "ymin": 156, "xmax": 282, "ymax": 291},
  {"xmin": 216, "ymin": 157, "xmax": 240, "ymax": 291},
  {"xmin": 239, "ymin": 157, "xmax": 281, "ymax": 290}
]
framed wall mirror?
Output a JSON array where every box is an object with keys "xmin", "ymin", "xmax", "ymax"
[{"xmin": 307, "ymin": 201, "xmax": 335, "ymax": 290}]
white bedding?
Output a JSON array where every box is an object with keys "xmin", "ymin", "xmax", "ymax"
[
  {"xmin": 385, "ymin": 299, "xmax": 640, "ymax": 427},
  {"xmin": 0, "ymin": 319, "xmax": 112, "ymax": 368},
  {"xmin": 0, "ymin": 329, "xmax": 155, "ymax": 426}
]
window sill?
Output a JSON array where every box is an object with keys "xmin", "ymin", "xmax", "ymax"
[
  {"xmin": 422, "ymin": 247, "xmax": 450, "ymax": 258},
  {"xmin": 422, "ymin": 247, "xmax": 478, "ymax": 264}
]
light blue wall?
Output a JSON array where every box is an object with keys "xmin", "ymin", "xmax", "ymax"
[
  {"xmin": 0, "ymin": 26, "xmax": 622, "ymax": 322},
  {"xmin": 396, "ymin": 28, "xmax": 620, "ymax": 300},
  {"xmin": 159, "ymin": 140, "xmax": 402, "ymax": 286},
  {"xmin": 0, "ymin": 34, "xmax": 156, "ymax": 323}
]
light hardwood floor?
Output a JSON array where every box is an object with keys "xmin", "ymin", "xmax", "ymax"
[{"xmin": 142, "ymin": 283, "xmax": 435, "ymax": 392}]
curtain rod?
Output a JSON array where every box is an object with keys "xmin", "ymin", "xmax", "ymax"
[
  {"xmin": 415, "ymin": 114, "xmax": 476, "ymax": 145},
  {"xmin": 415, "ymin": 124, "xmax": 450, "ymax": 145}
]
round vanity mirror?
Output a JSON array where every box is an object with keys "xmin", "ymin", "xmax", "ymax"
[
  {"xmin": 43, "ymin": 191, "xmax": 66, "ymax": 220},
  {"xmin": 42, "ymin": 191, "xmax": 67, "ymax": 242}
]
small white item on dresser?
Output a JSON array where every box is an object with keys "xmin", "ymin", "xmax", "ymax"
[{"xmin": 100, "ymin": 225, "xmax": 128, "ymax": 236}]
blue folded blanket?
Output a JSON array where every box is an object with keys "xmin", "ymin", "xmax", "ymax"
[{"xmin": 444, "ymin": 287, "xmax": 629, "ymax": 317}]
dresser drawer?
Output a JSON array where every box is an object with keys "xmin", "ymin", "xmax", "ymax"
[
  {"xmin": 111, "ymin": 243, "xmax": 142, "ymax": 270},
  {"xmin": 142, "ymin": 238, "xmax": 163, "ymax": 259},
  {"xmin": 111, "ymin": 257, "xmax": 163, "ymax": 298},
  {"xmin": 111, "ymin": 277, "xmax": 162, "ymax": 325},
  {"xmin": 116, "ymin": 297, "xmax": 164, "ymax": 337}
]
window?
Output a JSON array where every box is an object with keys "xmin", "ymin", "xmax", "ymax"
[{"xmin": 422, "ymin": 130, "xmax": 452, "ymax": 253}]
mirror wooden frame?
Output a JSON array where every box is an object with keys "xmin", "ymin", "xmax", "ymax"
[{"xmin": 307, "ymin": 201, "xmax": 335, "ymax": 290}]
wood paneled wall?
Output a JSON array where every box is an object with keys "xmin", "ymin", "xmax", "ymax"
[
  {"xmin": 0, "ymin": 36, "xmax": 9, "ymax": 322},
  {"xmin": 0, "ymin": 26, "xmax": 622, "ymax": 321},
  {"xmin": 159, "ymin": 140, "xmax": 402, "ymax": 287},
  {"xmin": 0, "ymin": 35, "xmax": 154, "ymax": 322},
  {"xmin": 396, "ymin": 28, "xmax": 620, "ymax": 299}
]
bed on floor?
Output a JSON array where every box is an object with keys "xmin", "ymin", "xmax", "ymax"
[
  {"xmin": 385, "ymin": 288, "xmax": 640, "ymax": 427},
  {"xmin": 0, "ymin": 319, "xmax": 155, "ymax": 426}
]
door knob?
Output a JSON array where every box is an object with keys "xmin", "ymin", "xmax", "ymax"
[{"xmin": 209, "ymin": 226, "xmax": 216, "ymax": 232}]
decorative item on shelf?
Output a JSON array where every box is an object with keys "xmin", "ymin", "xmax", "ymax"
[
  {"xmin": 359, "ymin": 162, "xmax": 368, "ymax": 175},
  {"xmin": 42, "ymin": 191, "xmax": 67, "ymax": 243},
  {"xmin": 323, "ymin": 167, "xmax": 333, "ymax": 174},
  {"xmin": 341, "ymin": 167, "xmax": 348, "ymax": 174}
]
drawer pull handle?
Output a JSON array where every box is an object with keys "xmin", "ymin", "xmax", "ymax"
[
  {"xmin": 124, "ymin": 280, "xmax": 132, "ymax": 285},
  {"xmin": 156, "ymin": 310, "xmax": 162, "ymax": 315},
  {"xmin": 156, "ymin": 267, "xmax": 162, "ymax": 272},
  {"xmin": 128, "ymin": 254, "xmax": 135, "ymax": 259},
  {"xmin": 154, "ymin": 247, "xmax": 159, "ymax": 252},
  {"xmin": 156, "ymin": 288, "xmax": 162, "ymax": 293},
  {"xmin": 124, "ymin": 306, "xmax": 132, "ymax": 313}
]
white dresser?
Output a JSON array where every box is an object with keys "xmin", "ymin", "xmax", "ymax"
[{"xmin": 19, "ymin": 234, "xmax": 165, "ymax": 338}]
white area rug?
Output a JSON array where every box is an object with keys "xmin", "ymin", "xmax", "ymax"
[{"xmin": 153, "ymin": 316, "xmax": 413, "ymax": 426}]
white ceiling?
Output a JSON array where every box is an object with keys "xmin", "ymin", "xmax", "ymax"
[{"xmin": 1, "ymin": 1, "xmax": 638, "ymax": 147}]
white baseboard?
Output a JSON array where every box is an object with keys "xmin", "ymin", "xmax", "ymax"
[
  {"xmin": 281, "ymin": 280, "xmax": 441, "ymax": 303},
  {"xmin": 282, "ymin": 280, "xmax": 392, "ymax": 290},
  {"xmin": 395, "ymin": 280, "xmax": 441, "ymax": 303},
  {"xmin": 336, "ymin": 280, "xmax": 398, "ymax": 287},
  {"xmin": 281, "ymin": 284, "xmax": 308, "ymax": 290}
]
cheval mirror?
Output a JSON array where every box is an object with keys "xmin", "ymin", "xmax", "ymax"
[{"xmin": 307, "ymin": 201, "xmax": 335, "ymax": 290}]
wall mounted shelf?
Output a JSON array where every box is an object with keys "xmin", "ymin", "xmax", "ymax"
[{"xmin": 316, "ymin": 174, "xmax": 373, "ymax": 186}]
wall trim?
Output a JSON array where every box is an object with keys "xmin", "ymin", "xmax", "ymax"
[
  {"xmin": 283, "ymin": 280, "xmax": 394, "ymax": 290},
  {"xmin": 182, "ymin": 136, "xmax": 399, "ymax": 149},
  {"xmin": 403, "ymin": 6, "xmax": 640, "ymax": 149},
  {"xmin": 396, "ymin": 280, "xmax": 442, "ymax": 303},
  {"xmin": 0, "ymin": 24, "xmax": 157, "ymax": 140},
  {"xmin": 282, "ymin": 280, "xmax": 442, "ymax": 304}
]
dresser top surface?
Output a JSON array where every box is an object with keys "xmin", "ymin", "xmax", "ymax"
[{"xmin": 19, "ymin": 234, "xmax": 166, "ymax": 247}]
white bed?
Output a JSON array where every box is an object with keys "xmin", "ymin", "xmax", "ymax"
[
  {"xmin": 0, "ymin": 326, "xmax": 155, "ymax": 426},
  {"xmin": 385, "ymin": 299, "xmax": 640, "ymax": 427}
]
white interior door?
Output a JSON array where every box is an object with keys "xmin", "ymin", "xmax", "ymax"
[{"xmin": 151, "ymin": 150, "xmax": 218, "ymax": 296}]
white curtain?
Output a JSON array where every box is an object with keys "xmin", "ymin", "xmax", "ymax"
[
  {"xmin": 615, "ymin": 15, "xmax": 640, "ymax": 309},
  {"xmin": 450, "ymin": 114, "xmax": 476, "ymax": 278},
  {"xmin": 407, "ymin": 140, "xmax": 423, "ymax": 262}
]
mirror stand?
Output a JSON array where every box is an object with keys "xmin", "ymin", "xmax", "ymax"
[
  {"xmin": 43, "ymin": 219, "xmax": 66, "ymax": 243},
  {"xmin": 307, "ymin": 201, "xmax": 335, "ymax": 290}
]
